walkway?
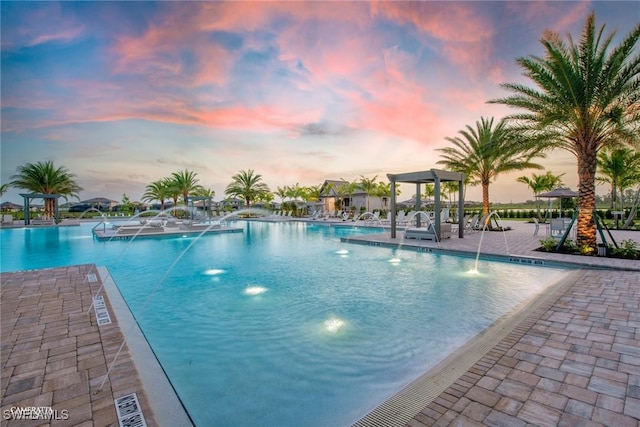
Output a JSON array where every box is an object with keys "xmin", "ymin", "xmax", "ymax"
[{"xmin": 1, "ymin": 265, "xmax": 158, "ymax": 426}]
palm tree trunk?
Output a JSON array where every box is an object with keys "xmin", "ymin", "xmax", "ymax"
[
  {"xmin": 482, "ymin": 181, "xmax": 490, "ymax": 216},
  {"xmin": 45, "ymin": 199, "xmax": 54, "ymax": 219},
  {"xmin": 576, "ymin": 152, "xmax": 597, "ymax": 248}
]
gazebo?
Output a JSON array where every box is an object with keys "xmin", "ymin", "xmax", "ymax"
[
  {"xmin": 20, "ymin": 193, "xmax": 63, "ymax": 225},
  {"xmin": 387, "ymin": 169, "xmax": 466, "ymax": 239}
]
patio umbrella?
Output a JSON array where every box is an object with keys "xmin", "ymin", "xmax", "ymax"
[{"xmin": 536, "ymin": 188, "xmax": 578, "ymax": 218}]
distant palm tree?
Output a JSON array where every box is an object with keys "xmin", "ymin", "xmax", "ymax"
[
  {"xmin": 338, "ymin": 179, "xmax": 359, "ymax": 212},
  {"xmin": 597, "ymin": 148, "xmax": 640, "ymax": 212},
  {"xmin": 517, "ymin": 171, "xmax": 565, "ymax": 219},
  {"xmin": 225, "ymin": 169, "xmax": 271, "ymax": 213},
  {"xmin": 372, "ymin": 181, "xmax": 400, "ymax": 213},
  {"xmin": 491, "ymin": 13, "xmax": 640, "ymax": 248},
  {"xmin": 274, "ymin": 186, "xmax": 288, "ymax": 206},
  {"xmin": 170, "ymin": 170, "xmax": 203, "ymax": 216},
  {"xmin": 193, "ymin": 187, "xmax": 216, "ymax": 198},
  {"xmin": 359, "ymin": 175, "xmax": 378, "ymax": 213},
  {"xmin": 10, "ymin": 160, "xmax": 82, "ymax": 219},
  {"xmin": 304, "ymin": 185, "xmax": 323, "ymax": 204},
  {"xmin": 142, "ymin": 179, "xmax": 172, "ymax": 212},
  {"xmin": 437, "ymin": 117, "xmax": 544, "ymax": 215}
]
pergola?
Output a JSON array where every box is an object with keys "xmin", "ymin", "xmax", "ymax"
[
  {"xmin": 20, "ymin": 193, "xmax": 63, "ymax": 225},
  {"xmin": 387, "ymin": 169, "xmax": 466, "ymax": 239},
  {"xmin": 185, "ymin": 196, "xmax": 214, "ymax": 219}
]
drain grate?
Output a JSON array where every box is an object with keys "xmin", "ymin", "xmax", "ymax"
[
  {"xmin": 115, "ymin": 393, "xmax": 147, "ymax": 427},
  {"xmin": 92, "ymin": 295, "xmax": 112, "ymax": 325},
  {"xmin": 87, "ymin": 273, "xmax": 98, "ymax": 282}
]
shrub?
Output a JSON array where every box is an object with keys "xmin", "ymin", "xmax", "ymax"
[
  {"xmin": 611, "ymin": 239, "xmax": 639, "ymax": 259},
  {"xmin": 539, "ymin": 236, "xmax": 558, "ymax": 252}
]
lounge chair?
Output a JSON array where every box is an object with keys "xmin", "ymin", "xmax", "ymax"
[
  {"xmin": 405, "ymin": 223, "xmax": 452, "ymax": 240},
  {"xmin": 464, "ymin": 214, "xmax": 476, "ymax": 232},
  {"xmin": 179, "ymin": 221, "xmax": 220, "ymax": 231},
  {"xmin": 2, "ymin": 214, "xmax": 13, "ymax": 225}
]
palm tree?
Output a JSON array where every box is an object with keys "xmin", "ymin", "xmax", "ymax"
[
  {"xmin": 0, "ymin": 183, "xmax": 9, "ymax": 197},
  {"xmin": 142, "ymin": 179, "xmax": 172, "ymax": 212},
  {"xmin": 338, "ymin": 179, "xmax": 359, "ymax": 212},
  {"xmin": 10, "ymin": 160, "xmax": 82, "ymax": 219},
  {"xmin": 517, "ymin": 171, "xmax": 565, "ymax": 219},
  {"xmin": 491, "ymin": 13, "xmax": 640, "ymax": 248},
  {"xmin": 274, "ymin": 186, "xmax": 288, "ymax": 206},
  {"xmin": 170, "ymin": 170, "xmax": 203, "ymax": 216},
  {"xmin": 437, "ymin": 117, "xmax": 544, "ymax": 215},
  {"xmin": 597, "ymin": 148, "xmax": 640, "ymax": 212},
  {"xmin": 359, "ymin": 175, "xmax": 378, "ymax": 213},
  {"xmin": 372, "ymin": 181, "xmax": 400, "ymax": 213},
  {"xmin": 224, "ymin": 169, "xmax": 271, "ymax": 214}
]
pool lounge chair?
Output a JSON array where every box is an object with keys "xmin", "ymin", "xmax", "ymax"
[
  {"xmin": 179, "ymin": 221, "xmax": 220, "ymax": 231},
  {"xmin": 405, "ymin": 223, "xmax": 452, "ymax": 241},
  {"xmin": 115, "ymin": 223, "xmax": 164, "ymax": 235}
]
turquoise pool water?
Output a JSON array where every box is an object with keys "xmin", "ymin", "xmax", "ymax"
[{"xmin": 0, "ymin": 221, "xmax": 567, "ymax": 426}]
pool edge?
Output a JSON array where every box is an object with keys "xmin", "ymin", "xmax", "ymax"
[
  {"xmin": 353, "ymin": 268, "xmax": 581, "ymax": 426},
  {"xmin": 98, "ymin": 266, "xmax": 194, "ymax": 427}
]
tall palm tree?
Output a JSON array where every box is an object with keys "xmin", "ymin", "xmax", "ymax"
[
  {"xmin": 225, "ymin": 169, "xmax": 271, "ymax": 213},
  {"xmin": 142, "ymin": 179, "xmax": 172, "ymax": 212},
  {"xmin": 170, "ymin": 169, "xmax": 203, "ymax": 214},
  {"xmin": 10, "ymin": 160, "xmax": 82, "ymax": 219},
  {"xmin": 491, "ymin": 13, "xmax": 640, "ymax": 248},
  {"xmin": 437, "ymin": 117, "xmax": 544, "ymax": 215},
  {"xmin": 0, "ymin": 183, "xmax": 9, "ymax": 197},
  {"xmin": 359, "ymin": 175, "xmax": 378, "ymax": 212},
  {"xmin": 597, "ymin": 147, "xmax": 640, "ymax": 211},
  {"xmin": 517, "ymin": 171, "xmax": 565, "ymax": 219}
]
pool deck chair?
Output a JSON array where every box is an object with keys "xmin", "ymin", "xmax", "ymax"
[{"xmin": 405, "ymin": 223, "xmax": 452, "ymax": 240}]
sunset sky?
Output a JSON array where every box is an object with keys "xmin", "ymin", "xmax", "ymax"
[{"xmin": 1, "ymin": 1, "xmax": 638, "ymax": 205}]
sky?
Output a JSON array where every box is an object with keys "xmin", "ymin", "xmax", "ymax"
[{"xmin": 1, "ymin": 1, "xmax": 639, "ymax": 205}]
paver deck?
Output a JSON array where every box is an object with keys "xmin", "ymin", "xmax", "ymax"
[
  {"xmin": 1, "ymin": 265, "xmax": 157, "ymax": 427},
  {"xmin": 1, "ymin": 219, "xmax": 638, "ymax": 426}
]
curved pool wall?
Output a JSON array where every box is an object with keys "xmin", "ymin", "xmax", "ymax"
[{"xmin": 0, "ymin": 221, "xmax": 569, "ymax": 426}]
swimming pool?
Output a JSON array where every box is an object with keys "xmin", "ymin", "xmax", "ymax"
[{"xmin": 0, "ymin": 221, "xmax": 568, "ymax": 426}]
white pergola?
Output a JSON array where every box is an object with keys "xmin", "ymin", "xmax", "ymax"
[{"xmin": 387, "ymin": 169, "xmax": 466, "ymax": 239}]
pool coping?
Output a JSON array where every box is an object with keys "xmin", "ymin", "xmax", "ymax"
[
  {"xmin": 353, "ymin": 269, "xmax": 579, "ymax": 426},
  {"xmin": 97, "ymin": 266, "xmax": 194, "ymax": 427}
]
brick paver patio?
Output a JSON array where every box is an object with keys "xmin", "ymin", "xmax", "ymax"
[
  {"xmin": 408, "ymin": 268, "xmax": 640, "ymax": 427},
  {"xmin": 1, "ymin": 265, "xmax": 156, "ymax": 426}
]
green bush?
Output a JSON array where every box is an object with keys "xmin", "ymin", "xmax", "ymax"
[
  {"xmin": 611, "ymin": 239, "xmax": 639, "ymax": 259},
  {"xmin": 539, "ymin": 236, "xmax": 558, "ymax": 252}
]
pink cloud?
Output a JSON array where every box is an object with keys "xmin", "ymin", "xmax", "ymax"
[{"xmin": 371, "ymin": 2, "xmax": 496, "ymax": 78}]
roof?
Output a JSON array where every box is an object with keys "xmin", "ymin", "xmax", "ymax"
[
  {"xmin": 80, "ymin": 197, "xmax": 119, "ymax": 204},
  {"xmin": 387, "ymin": 169, "xmax": 465, "ymax": 183},
  {"xmin": 536, "ymin": 188, "xmax": 578, "ymax": 198}
]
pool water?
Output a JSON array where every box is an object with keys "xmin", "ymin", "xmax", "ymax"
[{"xmin": 0, "ymin": 221, "xmax": 568, "ymax": 426}]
